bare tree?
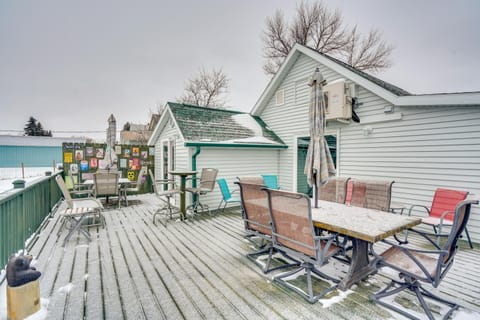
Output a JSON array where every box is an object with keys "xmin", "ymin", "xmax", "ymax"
[
  {"xmin": 262, "ymin": 0, "xmax": 393, "ymax": 75},
  {"xmin": 179, "ymin": 67, "xmax": 229, "ymax": 107}
]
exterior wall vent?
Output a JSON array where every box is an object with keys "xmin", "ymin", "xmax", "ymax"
[{"xmin": 275, "ymin": 89, "xmax": 285, "ymax": 106}]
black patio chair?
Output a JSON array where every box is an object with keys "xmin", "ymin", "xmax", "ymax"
[
  {"xmin": 370, "ymin": 198, "xmax": 478, "ymax": 320},
  {"xmin": 235, "ymin": 181, "xmax": 299, "ymax": 273},
  {"xmin": 263, "ymin": 188, "xmax": 341, "ymax": 303}
]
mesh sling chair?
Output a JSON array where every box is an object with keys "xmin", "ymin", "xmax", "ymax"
[
  {"xmin": 55, "ymin": 175, "xmax": 104, "ymax": 246},
  {"xmin": 264, "ymin": 188, "xmax": 341, "ymax": 303},
  {"xmin": 149, "ymin": 169, "xmax": 181, "ymax": 223},
  {"xmin": 261, "ymin": 174, "xmax": 280, "ymax": 189},
  {"xmin": 371, "ymin": 199, "xmax": 478, "ymax": 320},
  {"xmin": 122, "ymin": 166, "xmax": 148, "ymax": 206},
  {"xmin": 93, "ymin": 171, "xmax": 121, "ymax": 207},
  {"xmin": 235, "ymin": 181, "xmax": 299, "ymax": 273},
  {"xmin": 216, "ymin": 178, "xmax": 241, "ymax": 212},
  {"xmin": 317, "ymin": 177, "xmax": 350, "ymax": 203},
  {"xmin": 408, "ymin": 188, "xmax": 473, "ymax": 249},
  {"xmin": 350, "ymin": 179, "xmax": 395, "ymax": 212},
  {"xmin": 185, "ymin": 168, "xmax": 218, "ymax": 214}
]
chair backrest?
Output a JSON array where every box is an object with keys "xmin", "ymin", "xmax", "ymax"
[
  {"xmin": 350, "ymin": 179, "xmax": 394, "ymax": 211},
  {"xmin": 132, "ymin": 166, "xmax": 148, "ymax": 191},
  {"xmin": 317, "ymin": 177, "xmax": 350, "ymax": 203},
  {"xmin": 94, "ymin": 172, "xmax": 119, "ymax": 197},
  {"xmin": 149, "ymin": 169, "xmax": 159, "ymax": 194},
  {"xmin": 55, "ymin": 175, "xmax": 74, "ymax": 208},
  {"xmin": 345, "ymin": 179, "xmax": 354, "ymax": 205},
  {"xmin": 264, "ymin": 189, "xmax": 315, "ymax": 257},
  {"xmin": 235, "ymin": 181, "xmax": 271, "ymax": 236},
  {"xmin": 199, "ymin": 168, "xmax": 218, "ymax": 191},
  {"xmin": 217, "ymin": 178, "xmax": 231, "ymax": 201},
  {"xmin": 262, "ymin": 175, "xmax": 279, "ymax": 189},
  {"xmin": 441, "ymin": 200, "xmax": 476, "ymax": 267},
  {"xmin": 430, "ymin": 188, "xmax": 469, "ymax": 222},
  {"xmin": 237, "ymin": 176, "xmax": 264, "ymax": 184}
]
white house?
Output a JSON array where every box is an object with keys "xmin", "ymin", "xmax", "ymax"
[
  {"xmin": 148, "ymin": 102, "xmax": 286, "ymax": 209},
  {"xmin": 149, "ymin": 44, "xmax": 480, "ymax": 244},
  {"xmin": 251, "ymin": 43, "xmax": 480, "ymax": 244}
]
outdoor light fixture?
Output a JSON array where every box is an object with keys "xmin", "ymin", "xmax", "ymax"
[
  {"xmin": 384, "ymin": 105, "xmax": 394, "ymax": 114},
  {"xmin": 362, "ymin": 126, "xmax": 373, "ymax": 136}
]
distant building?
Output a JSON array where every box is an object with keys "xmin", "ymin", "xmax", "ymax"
[
  {"xmin": 120, "ymin": 113, "xmax": 161, "ymax": 145},
  {"xmin": 120, "ymin": 123, "xmax": 151, "ymax": 145},
  {"xmin": 0, "ymin": 135, "xmax": 86, "ymax": 167}
]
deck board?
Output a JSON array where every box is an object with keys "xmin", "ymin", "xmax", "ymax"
[{"xmin": 18, "ymin": 194, "xmax": 480, "ymax": 319}]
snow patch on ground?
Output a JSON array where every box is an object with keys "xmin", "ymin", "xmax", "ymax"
[
  {"xmin": 319, "ymin": 289, "xmax": 353, "ymax": 308},
  {"xmin": 0, "ymin": 167, "xmax": 57, "ymax": 194},
  {"xmin": 58, "ymin": 283, "xmax": 74, "ymax": 293}
]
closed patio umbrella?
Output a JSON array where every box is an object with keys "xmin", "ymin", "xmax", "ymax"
[
  {"xmin": 304, "ymin": 67, "xmax": 336, "ymax": 208},
  {"xmin": 105, "ymin": 114, "xmax": 117, "ymax": 169}
]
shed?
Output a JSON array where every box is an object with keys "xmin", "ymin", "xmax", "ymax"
[
  {"xmin": 148, "ymin": 102, "xmax": 286, "ymax": 209},
  {"xmin": 251, "ymin": 43, "xmax": 480, "ymax": 244}
]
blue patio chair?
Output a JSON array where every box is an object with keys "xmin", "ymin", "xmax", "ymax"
[
  {"xmin": 261, "ymin": 175, "xmax": 280, "ymax": 189},
  {"xmin": 217, "ymin": 178, "xmax": 241, "ymax": 212}
]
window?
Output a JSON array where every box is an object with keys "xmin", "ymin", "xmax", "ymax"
[{"xmin": 275, "ymin": 89, "xmax": 284, "ymax": 106}]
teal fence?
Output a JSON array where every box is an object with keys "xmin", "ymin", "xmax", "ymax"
[{"xmin": 0, "ymin": 172, "xmax": 62, "ymax": 269}]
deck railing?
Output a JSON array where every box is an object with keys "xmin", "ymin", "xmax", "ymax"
[{"xmin": 0, "ymin": 172, "xmax": 62, "ymax": 268}]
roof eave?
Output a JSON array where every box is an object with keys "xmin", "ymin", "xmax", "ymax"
[
  {"xmin": 184, "ymin": 141, "xmax": 288, "ymax": 149},
  {"xmin": 395, "ymin": 92, "xmax": 480, "ymax": 106}
]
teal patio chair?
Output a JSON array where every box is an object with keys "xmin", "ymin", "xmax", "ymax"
[
  {"xmin": 261, "ymin": 175, "xmax": 280, "ymax": 189},
  {"xmin": 217, "ymin": 178, "xmax": 241, "ymax": 212}
]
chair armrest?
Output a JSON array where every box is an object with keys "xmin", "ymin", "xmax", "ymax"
[{"xmin": 407, "ymin": 204, "xmax": 430, "ymax": 216}]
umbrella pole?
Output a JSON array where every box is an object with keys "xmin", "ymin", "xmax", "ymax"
[{"xmin": 314, "ymin": 173, "xmax": 319, "ymax": 208}]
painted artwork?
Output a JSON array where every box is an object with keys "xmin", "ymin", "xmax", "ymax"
[
  {"xmin": 132, "ymin": 147, "xmax": 140, "ymax": 157},
  {"xmin": 149, "ymin": 147, "xmax": 155, "ymax": 156},
  {"xmin": 90, "ymin": 158, "xmax": 98, "ymax": 168},
  {"xmin": 132, "ymin": 158, "xmax": 139, "ymax": 170},
  {"xmin": 86, "ymin": 147, "xmax": 94, "ymax": 157},
  {"xmin": 75, "ymin": 150, "xmax": 83, "ymax": 161},
  {"xmin": 96, "ymin": 148, "xmax": 104, "ymax": 158},
  {"xmin": 64, "ymin": 152, "xmax": 73, "ymax": 163},
  {"xmin": 127, "ymin": 170, "xmax": 135, "ymax": 181},
  {"xmin": 80, "ymin": 160, "xmax": 89, "ymax": 171},
  {"xmin": 124, "ymin": 148, "xmax": 131, "ymax": 158},
  {"xmin": 70, "ymin": 163, "xmax": 78, "ymax": 174},
  {"xmin": 141, "ymin": 151, "xmax": 148, "ymax": 159},
  {"xmin": 98, "ymin": 159, "xmax": 107, "ymax": 169},
  {"xmin": 115, "ymin": 145, "xmax": 122, "ymax": 154},
  {"xmin": 119, "ymin": 158, "xmax": 127, "ymax": 168}
]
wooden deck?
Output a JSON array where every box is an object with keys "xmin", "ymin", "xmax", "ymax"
[{"xmin": 15, "ymin": 194, "xmax": 480, "ymax": 319}]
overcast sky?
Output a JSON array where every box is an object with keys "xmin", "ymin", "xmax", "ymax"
[{"xmin": 1, "ymin": 0, "xmax": 479, "ymax": 141}]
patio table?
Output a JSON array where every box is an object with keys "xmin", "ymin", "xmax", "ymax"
[
  {"xmin": 169, "ymin": 170, "xmax": 196, "ymax": 220},
  {"xmin": 83, "ymin": 178, "xmax": 132, "ymax": 204},
  {"xmin": 311, "ymin": 199, "xmax": 421, "ymax": 290}
]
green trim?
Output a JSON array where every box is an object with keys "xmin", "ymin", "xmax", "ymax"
[
  {"xmin": 191, "ymin": 146, "xmax": 201, "ymax": 203},
  {"xmin": 185, "ymin": 142, "xmax": 288, "ymax": 149}
]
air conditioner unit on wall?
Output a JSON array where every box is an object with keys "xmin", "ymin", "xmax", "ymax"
[{"xmin": 323, "ymin": 79, "xmax": 352, "ymax": 121}]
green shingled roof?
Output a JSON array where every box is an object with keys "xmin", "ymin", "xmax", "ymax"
[{"xmin": 168, "ymin": 102, "xmax": 286, "ymax": 147}]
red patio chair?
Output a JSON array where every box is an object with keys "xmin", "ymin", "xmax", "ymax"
[{"xmin": 408, "ymin": 188, "xmax": 473, "ymax": 248}]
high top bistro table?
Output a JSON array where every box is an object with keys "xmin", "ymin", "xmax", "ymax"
[
  {"xmin": 311, "ymin": 199, "xmax": 421, "ymax": 290},
  {"xmin": 169, "ymin": 170, "xmax": 197, "ymax": 220}
]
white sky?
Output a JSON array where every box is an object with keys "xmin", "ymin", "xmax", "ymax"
[{"xmin": 1, "ymin": 0, "xmax": 479, "ymax": 141}]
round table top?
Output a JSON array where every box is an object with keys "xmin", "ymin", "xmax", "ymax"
[{"xmin": 169, "ymin": 170, "xmax": 197, "ymax": 176}]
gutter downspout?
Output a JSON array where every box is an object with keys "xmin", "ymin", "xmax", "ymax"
[{"xmin": 191, "ymin": 146, "xmax": 201, "ymax": 203}]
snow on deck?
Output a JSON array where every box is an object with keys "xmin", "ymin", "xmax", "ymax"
[{"xmin": 6, "ymin": 193, "xmax": 479, "ymax": 320}]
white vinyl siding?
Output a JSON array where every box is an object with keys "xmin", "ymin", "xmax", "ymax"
[
  {"xmin": 189, "ymin": 148, "xmax": 279, "ymax": 210},
  {"xmin": 258, "ymin": 52, "xmax": 480, "ymax": 244}
]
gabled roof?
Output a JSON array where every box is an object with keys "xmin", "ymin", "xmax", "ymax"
[
  {"xmin": 148, "ymin": 102, "xmax": 286, "ymax": 148},
  {"xmin": 252, "ymin": 44, "xmax": 480, "ymax": 115}
]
